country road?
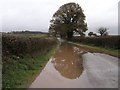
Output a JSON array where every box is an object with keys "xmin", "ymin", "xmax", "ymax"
[{"xmin": 30, "ymin": 42, "xmax": 118, "ymax": 88}]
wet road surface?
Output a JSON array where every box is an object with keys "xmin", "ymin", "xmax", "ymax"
[
  {"xmin": 30, "ymin": 42, "xmax": 84, "ymax": 88},
  {"xmin": 30, "ymin": 42, "xmax": 118, "ymax": 88}
]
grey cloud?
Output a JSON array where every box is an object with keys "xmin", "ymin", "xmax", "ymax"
[{"xmin": 1, "ymin": 0, "xmax": 119, "ymax": 35}]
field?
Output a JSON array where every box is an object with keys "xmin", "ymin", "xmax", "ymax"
[{"xmin": 2, "ymin": 33, "xmax": 57, "ymax": 88}]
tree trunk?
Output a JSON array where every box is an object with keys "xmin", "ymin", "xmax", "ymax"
[{"xmin": 67, "ymin": 31, "xmax": 73, "ymax": 40}]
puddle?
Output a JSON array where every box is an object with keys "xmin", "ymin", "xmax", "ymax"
[
  {"xmin": 51, "ymin": 43, "xmax": 83, "ymax": 79},
  {"xmin": 30, "ymin": 42, "xmax": 118, "ymax": 88},
  {"xmin": 30, "ymin": 42, "xmax": 86, "ymax": 88}
]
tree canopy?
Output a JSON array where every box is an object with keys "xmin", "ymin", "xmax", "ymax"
[{"xmin": 49, "ymin": 2, "xmax": 87, "ymax": 39}]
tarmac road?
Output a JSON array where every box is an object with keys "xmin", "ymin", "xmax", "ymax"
[{"xmin": 30, "ymin": 43, "xmax": 118, "ymax": 88}]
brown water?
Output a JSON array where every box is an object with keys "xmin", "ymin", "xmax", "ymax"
[
  {"xmin": 30, "ymin": 42, "xmax": 85, "ymax": 88},
  {"xmin": 51, "ymin": 42, "xmax": 83, "ymax": 79}
]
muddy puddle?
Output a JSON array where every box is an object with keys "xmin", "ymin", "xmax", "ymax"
[
  {"xmin": 30, "ymin": 42, "xmax": 85, "ymax": 88},
  {"xmin": 30, "ymin": 42, "xmax": 118, "ymax": 88},
  {"xmin": 51, "ymin": 43, "xmax": 83, "ymax": 79}
]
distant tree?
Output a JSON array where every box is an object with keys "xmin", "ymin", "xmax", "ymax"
[
  {"xmin": 103, "ymin": 32, "xmax": 108, "ymax": 36},
  {"xmin": 88, "ymin": 32, "xmax": 97, "ymax": 37},
  {"xmin": 88, "ymin": 32, "xmax": 93, "ymax": 36},
  {"xmin": 98, "ymin": 27, "xmax": 108, "ymax": 36},
  {"xmin": 49, "ymin": 2, "xmax": 87, "ymax": 39},
  {"xmin": 92, "ymin": 33, "xmax": 97, "ymax": 37}
]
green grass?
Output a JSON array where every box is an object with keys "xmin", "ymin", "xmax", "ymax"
[
  {"xmin": 30, "ymin": 34, "xmax": 47, "ymax": 38},
  {"xmin": 2, "ymin": 45, "xmax": 57, "ymax": 88},
  {"xmin": 69, "ymin": 42, "xmax": 120, "ymax": 57}
]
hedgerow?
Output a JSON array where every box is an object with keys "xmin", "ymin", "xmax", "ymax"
[
  {"xmin": 2, "ymin": 34, "xmax": 57, "ymax": 58},
  {"xmin": 71, "ymin": 36, "xmax": 120, "ymax": 49},
  {"xmin": 2, "ymin": 34, "xmax": 57, "ymax": 88}
]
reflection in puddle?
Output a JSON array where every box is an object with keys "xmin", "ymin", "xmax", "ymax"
[{"xmin": 51, "ymin": 43, "xmax": 83, "ymax": 79}]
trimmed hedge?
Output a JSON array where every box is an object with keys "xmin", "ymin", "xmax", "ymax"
[
  {"xmin": 2, "ymin": 34, "xmax": 57, "ymax": 59},
  {"xmin": 2, "ymin": 34, "xmax": 57, "ymax": 88},
  {"xmin": 71, "ymin": 36, "xmax": 120, "ymax": 49}
]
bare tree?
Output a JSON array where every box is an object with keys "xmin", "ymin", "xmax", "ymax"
[{"xmin": 98, "ymin": 27, "xmax": 108, "ymax": 36}]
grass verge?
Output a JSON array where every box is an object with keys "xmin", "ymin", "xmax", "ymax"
[
  {"xmin": 69, "ymin": 42, "xmax": 120, "ymax": 58},
  {"xmin": 2, "ymin": 45, "xmax": 57, "ymax": 88}
]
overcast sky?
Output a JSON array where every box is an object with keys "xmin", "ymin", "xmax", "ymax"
[{"xmin": 0, "ymin": 0, "xmax": 119, "ymax": 35}]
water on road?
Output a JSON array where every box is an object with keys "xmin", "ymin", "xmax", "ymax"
[
  {"xmin": 30, "ymin": 42, "xmax": 85, "ymax": 88},
  {"xmin": 51, "ymin": 43, "xmax": 83, "ymax": 79},
  {"xmin": 30, "ymin": 42, "xmax": 118, "ymax": 88}
]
